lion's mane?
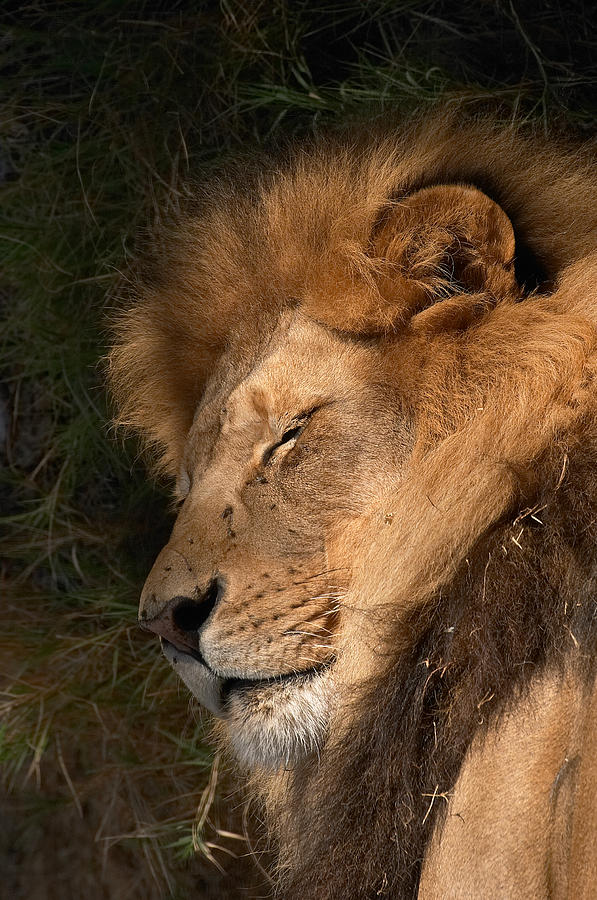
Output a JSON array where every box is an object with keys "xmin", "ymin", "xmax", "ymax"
[
  {"xmin": 110, "ymin": 109, "xmax": 597, "ymax": 898},
  {"xmin": 273, "ymin": 444, "xmax": 597, "ymax": 898}
]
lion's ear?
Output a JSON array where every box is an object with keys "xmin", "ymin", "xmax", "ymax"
[
  {"xmin": 304, "ymin": 184, "xmax": 518, "ymax": 334},
  {"xmin": 375, "ymin": 184, "xmax": 517, "ymax": 301}
]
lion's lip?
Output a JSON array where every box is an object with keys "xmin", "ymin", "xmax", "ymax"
[
  {"xmin": 160, "ymin": 637, "xmax": 332, "ymax": 713},
  {"xmin": 161, "ymin": 638, "xmax": 225, "ymax": 716},
  {"xmin": 222, "ymin": 665, "xmax": 327, "ymax": 700},
  {"xmin": 161, "ymin": 636, "xmax": 205, "ymax": 665}
]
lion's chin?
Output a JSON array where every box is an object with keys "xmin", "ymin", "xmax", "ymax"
[
  {"xmin": 161, "ymin": 640, "xmax": 333, "ymax": 769},
  {"xmin": 222, "ymin": 668, "xmax": 333, "ymax": 769}
]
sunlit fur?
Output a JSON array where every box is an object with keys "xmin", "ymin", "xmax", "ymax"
[
  {"xmin": 110, "ymin": 108, "xmax": 597, "ymax": 899},
  {"xmin": 224, "ymin": 671, "xmax": 335, "ymax": 770}
]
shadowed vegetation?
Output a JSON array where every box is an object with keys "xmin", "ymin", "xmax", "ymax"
[{"xmin": 1, "ymin": 1, "xmax": 596, "ymax": 896}]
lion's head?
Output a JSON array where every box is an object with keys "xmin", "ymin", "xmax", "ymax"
[
  {"xmin": 110, "ymin": 113, "xmax": 597, "ymax": 897},
  {"xmin": 136, "ymin": 309, "xmax": 417, "ymax": 767}
]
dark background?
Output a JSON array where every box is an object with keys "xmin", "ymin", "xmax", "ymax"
[{"xmin": 1, "ymin": 2, "xmax": 596, "ymax": 897}]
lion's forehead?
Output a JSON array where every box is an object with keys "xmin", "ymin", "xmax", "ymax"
[
  {"xmin": 235, "ymin": 317, "xmax": 372, "ymax": 401},
  {"xmin": 184, "ymin": 315, "xmax": 382, "ymax": 470}
]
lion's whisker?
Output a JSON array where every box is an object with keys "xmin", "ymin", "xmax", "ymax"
[
  {"xmin": 284, "ymin": 630, "xmax": 322, "ymax": 638},
  {"xmin": 305, "ymin": 623, "xmax": 335, "ymax": 635},
  {"xmin": 294, "ymin": 567, "xmax": 349, "ymax": 585}
]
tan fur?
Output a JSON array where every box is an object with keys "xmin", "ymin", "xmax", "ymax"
[
  {"xmin": 109, "ymin": 110, "xmax": 597, "ymax": 897},
  {"xmin": 420, "ymin": 669, "xmax": 597, "ymax": 899}
]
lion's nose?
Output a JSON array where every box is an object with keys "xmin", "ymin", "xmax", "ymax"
[{"xmin": 141, "ymin": 579, "xmax": 222, "ymax": 656}]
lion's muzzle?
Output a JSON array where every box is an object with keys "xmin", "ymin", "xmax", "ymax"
[
  {"xmin": 140, "ymin": 579, "xmax": 221, "ymax": 656},
  {"xmin": 139, "ymin": 548, "xmax": 228, "ymax": 713},
  {"xmin": 160, "ymin": 638, "xmax": 225, "ymax": 716}
]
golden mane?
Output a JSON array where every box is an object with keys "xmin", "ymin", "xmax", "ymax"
[{"xmin": 109, "ymin": 110, "xmax": 597, "ymax": 473}]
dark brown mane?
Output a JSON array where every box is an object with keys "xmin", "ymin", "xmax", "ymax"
[{"xmin": 276, "ymin": 437, "xmax": 597, "ymax": 899}]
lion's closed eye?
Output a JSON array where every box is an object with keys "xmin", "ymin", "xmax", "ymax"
[{"xmin": 262, "ymin": 422, "xmax": 305, "ymax": 467}]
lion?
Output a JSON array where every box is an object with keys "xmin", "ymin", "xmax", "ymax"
[{"xmin": 109, "ymin": 109, "xmax": 597, "ymax": 898}]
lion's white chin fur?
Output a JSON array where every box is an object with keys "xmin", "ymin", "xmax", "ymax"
[
  {"xmin": 163, "ymin": 640, "xmax": 335, "ymax": 769},
  {"xmin": 223, "ymin": 669, "xmax": 335, "ymax": 770}
]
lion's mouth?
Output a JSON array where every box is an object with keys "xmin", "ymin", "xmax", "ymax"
[
  {"xmin": 221, "ymin": 663, "xmax": 332, "ymax": 703},
  {"xmin": 161, "ymin": 638, "xmax": 333, "ymax": 714},
  {"xmin": 161, "ymin": 638, "xmax": 336, "ymax": 767}
]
